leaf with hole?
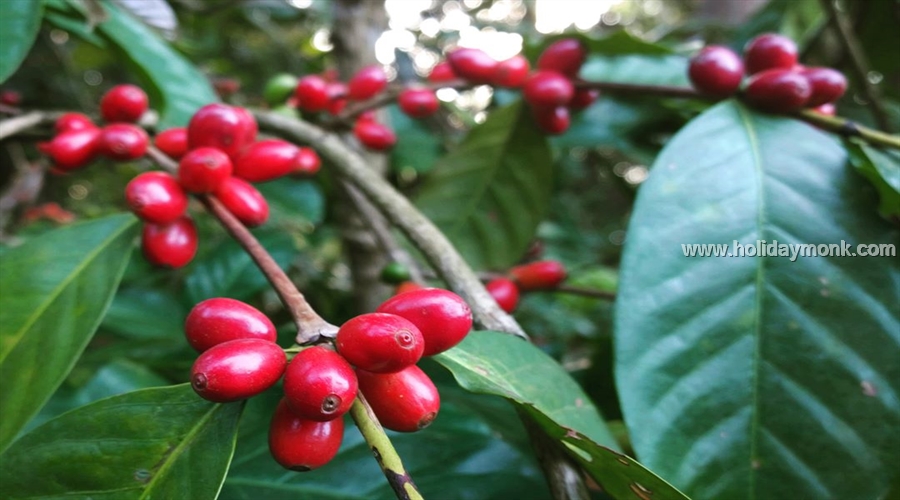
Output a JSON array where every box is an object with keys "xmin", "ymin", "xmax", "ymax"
[
  {"xmin": 0, "ymin": 213, "xmax": 137, "ymax": 453},
  {"xmin": 615, "ymin": 101, "xmax": 900, "ymax": 500},
  {"xmin": 414, "ymin": 102, "xmax": 553, "ymax": 270},
  {"xmin": 0, "ymin": 384, "xmax": 243, "ymax": 499}
]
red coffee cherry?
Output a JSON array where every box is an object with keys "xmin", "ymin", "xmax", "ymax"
[
  {"xmin": 99, "ymin": 84, "xmax": 148, "ymax": 123},
  {"xmin": 537, "ymin": 38, "xmax": 587, "ymax": 78},
  {"xmin": 98, "ymin": 124, "xmax": 148, "ymax": 161},
  {"xmin": 523, "ymin": 71, "xmax": 575, "ymax": 108},
  {"xmin": 124, "ymin": 171, "xmax": 188, "ymax": 224},
  {"xmin": 191, "ymin": 338, "xmax": 286, "ymax": 403},
  {"xmin": 284, "ymin": 346, "xmax": 357, "ymax": 421},
  {"xmin": 348, "ymin": 65, "xmax": 388, "ymax": 101},
  {"xmin": 744, "ymin": 68, "xmax": 812, "ymax": 113},
  {"xmin": 377, "ymin": 288, "xmax": 472, "ymax": 356},
  {"xmin": 234, "ymin": 139, "xmax": 302, "ymax": 183},
  {"xmin": 398, "ymin": 87, "xmax": 440, "ymax": 118},
  {"xmin": 569, "ymin": 88, "xmax": 600, "ymax": 112},
  {"xmin": 141, "ymin": 216, "xmax": 198, "ymax": 268},
  {"xmin": 326, "ymin": 82, "xmax": 348, "ymax": 115},
  {"xmin": 336, "ymin": 312, "xmax": 424, "ymax": 373},
  {"xmin": 486, "ymin": 277, "xmax": 519, "ymax": 313},
  {"xmin": 0, "ymin": 90, "xmax": 22, "ymax": 106},
  {"xmin": 357, "ymin": 365, "xmax": 440, "ymax": 433},
  {"xmin": 295, "ymin": 75, "xmax": 330, "ymax": 112},
  {"xmin": 532, "ymin": 106, "xmax": 570, "ymax": 135},
  {"xmin": 688, "ymin": 45, "xmax": 744, "ymax": 97},
  {"xmin": 55, "ymin": 113, "xmax": 96, "ymax": 134},
  {"xmin": 447, "ymin": 47, "xmax": 498, "ymax": 84},
  {"xmin": 38, "ymin": 128, "xmax": 101, "ymax": 171},
  {"xmin": 214, "ymin": 177, "xmax": 269, "ymax": 227},
  {"xmin": 154, "ymin": 127, "xmax": 188, "ymax": 159},
  {"xmin": 743, "ymin": 33, "xmax": 798, "ymax": 75},
  {"xmin": 178, "ymin": 147, "xmax": 233, "ymax": 193},
  {"xmin": 509, "ymin": 260, "xmax": 567, "ymax": 291},
  {"xmin": 801, "ymin": 67, "xmax": 847, "ymax": 107},
  {"xmin": 428, "ymin": 61, "xmax": 457, "ymax": 83},
  {"xmin": 184, "ymin": 297, "xmax": 277, "ymax": 352},
  {"xmin": 187, "ymin": 103, "xmax": 258, "ymax": 160},
  {"xmin": 492, "ymin": 55, "xmax": 530, "ymax": 88},
  {"xmin": 269, "ymin": 398, "xmax": 344, "ymax": 471},
  {"xmin": 353, "ymin": 119, "xmax": 396, "ymax": 151},
  {"xmin": 293, "ymin": 147, "xmax": 321, "ymax": 176}
]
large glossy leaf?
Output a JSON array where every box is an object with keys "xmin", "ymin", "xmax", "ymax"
[
  {"xmin": 581, "ymin": 54, "xmax": 689, "ymax": 87},
  {"xmin": 102, "ymin": 286, "xmax": 188, "ymax": 339},
  {"xmin": 0, "ymin": 384, "xmax": 243, "ymax": 499},
  {"xmin": 97, "ymin": 1, "xmax": 216, "ymax": 128},
  {"xmin": 414, "ymin": 102, "xmax": 553, "ymax": 270},
  {"xmin": 0, "ymin": 0, "xmax": 42, "ymax": 83},
  {"xmin": 615, "ymin": 101, "xmax": 900, "ymax": 500},
  {"xmin": 434, "ymin": 331, "xmax": 617, "ymax": 448},
  {"xmin": 185, "ymin": 230, "xmax": 295, "ymax": 304},
  {"xmin": 221, "ymin": 386, "xmax": 549, "ymax": 499},
  {"xmin": 0, "ymin": 213, "xmax": 137, "ymax": 453}
]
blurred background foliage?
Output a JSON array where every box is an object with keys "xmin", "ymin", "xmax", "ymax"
[{"xmin": 0, "ymin": 0, "xmax": 897, "ymax": 497}]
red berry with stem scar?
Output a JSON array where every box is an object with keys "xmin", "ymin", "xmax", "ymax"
[
  {"xmin": 268, "ymin": 398, "xmax": 344, "ymax": 471},
  {"xmin": 38, "ymin": 128, "xmax": 101, "ymax": 171},
  {"xmin": 377, "ymin": 288, "xmax": 472, "ymax": 356},
  {"xmin": 283, "ymin": 346, "xmax": 357, "ymax": 421},
  {"xmin": 356, "ymin": 365, "xmax": 440, "ymax": 433},
  {"xmin": 336, "ymin": 312, "xmax": 424, "ymax": 373},
  {"xmin": 744, "ymin": 68, "xmax": 811, "ymax": 113},
  {"xmin": 187, "ymin": 103, "xmax": 258, "ymax": 160},
  {"xmin": 141, "ymin": 215, "xmax": 198, "ymax": 268},
  {"xmin": 190, "ymin": 338, "xmax": 286, "ymax": 403},
  {"xmin": 398, "ymin": 88, "xmax": 440, "ymax": 118},
  {"xmin": 98, "ymin": 124, "xmax": 148, "ymax": 161},
  {"xmin": 214, "ymin": 177, "xmax": 269, "ymax": 227},
  {"xmin": 100, "ymin": 84, "xmax": 148, "ymax": 123},
  {"xmin": 124, "ymin": 171, "xmax": 188, "ymax": 224},
  {"xmin": 178, "ymin": 147, "xmax": 233, "ymax": 193}
]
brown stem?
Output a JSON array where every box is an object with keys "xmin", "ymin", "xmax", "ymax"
[
  {"xmin": 254, "ymin": 110, "xmax": 528, "ymax": 340},
  {"xmin": 818, "ymin": 0, "xmax": 892, "ymax": 132},
  {"xmin": 334, "ymin": 79, "xmax": 471, "ymax": 123},
  {"xmin": 574, "ymin": 79, "xmax": 711, "ymax": 100},
  {"xmin": 0, "ymin": 111, "xmax": 59, "ymax": 141},
  {"xmin": 518, "ymin": 407, "xmax": 590, "ymax": 500},
  {"xmin": 146, "ymin": 146, "xmax": 338, "ymax": 343}
]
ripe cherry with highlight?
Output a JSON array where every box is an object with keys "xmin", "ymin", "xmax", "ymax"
[
  {"xmin": 98, "ymin": 124, "xmax": 148, "ymax": 161},
  {"xmin": 354, "ymin": 119, "xmax": 396, "ymax": 151},
  {"xmin": 55, "ymin": 113, "xmax": 96, "ymax": 134},
  {"xmin": 509, "ymin": 260, "xmax": 567, "ymax": 291},
  {"xmin": 486, "ymin": 277, "xmax": 520, "ymax": 313},
  {"xmin": 688, "ymin": 45, "xmax": 744, "ymax": 97},
  {"xmin": 357, "ymin": 365, "xmax": 440, "ymax": 433},
  {"xmin": 284, "ymin": 346, "xmax": 357, "ymax": 421},
  {"xmin": 336, "ymin": 312, "xmax": 424, "ymax": 373},
  {"xmin": 744, "ymin": 68, "xmax": 811, "ymax": 113},
  {"xmin": 398, "ymin": 88, "xmax": 440, "ymax": 118},
  {"xmin": 187, "ymin": 103, "xmax": 257, "ymax": 160},
  {"xmin": 537, "ymin": 38, "xmax": 586, "ymax": 78},
  {"xmin": 184, "ymin": 297, "xmax": 277, "ymax": 352},
  {"xmin": 377, "ymin": 288, "xmax": 472, "ymax": 356},
  {"xmin": 348, "ymin": 65, "xmax": 388, "ymax": 101},
  {"xmin": 141, "ymin": 216, "xmax": 198, "ymax": 268},
  {"xmin": 124, "ymin": 171, "xmax": 188, "ymax": 224},
  {"xmin": 523, "ymin": 71, "xmax": 575, "ymax": 108},
  {"xmin": 269, "ymin": 399, "xmax": 344, "ymax": 471},
  {"xmin": 190, "ymin": 338, "xmax": 286, "ymax": 403},
  {"xmin": 447, "ymin": 48, "xmax": 498, "ymax": 84},
  {"xmin": 215, "ymin": 177, "xmax": 269, "ymax": 227},
  {"xmin": 743, "ymin": 33, "xmax": 798, "ymax": 75},
  {"xmin": 100, "ymin": 84, "xmax": 148, "ymax": 123},
  {"xmin": 39, "ymin": 128, "xmax": 101, "ymax": 171},
  {"xmin": 154, "ymin": 128, "xmax": 188, "ymax": 159},
  {"xmin": 178, "ymin": 147, "xmax": 233, "ymax": 193}
]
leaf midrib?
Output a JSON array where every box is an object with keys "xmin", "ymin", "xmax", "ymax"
[
  {"xmin": 0, "ymin": 218, "xmax": 135, "ymax": 367},
  {"xmin": 736, "ymin": 103, "xmax": 766, "ymax": 500}
]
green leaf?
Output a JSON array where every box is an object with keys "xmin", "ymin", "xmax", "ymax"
[
  {"xmin": 255, "ymin": 178, "xmax": 325, "ymax": 226},
  {"xmin": 222, "ymin": 387, "xmax": 549, "ymax": 499},
  {"xmin": 96, "ymin": 1, "xmax": 216, "ymax": 128},
  {"xmin": 102, "ymin": 286, "xmax": 188, "ymax": 339},
  {"xmin": 27, "ymin": 359, "xmax": 169, "ymax": 431},
  {"xmin": 185, "ymin": 230, "xmax": 295, "ymax": 304},
  {"xmin": 583, "ymin": 30, "xmax": 673, "ymax": 56},
  {"xmin": 581, "ymin": 54, "xmax": 690, "ymax": 87},
  {"xmin": 389, "ymin": 104, "xmax": 442, "ymax": 174},
  {"xmin": 0, "ymin": 384, "xmax": 243, "ymax": 499},
  {"xmin": 731, "ymin": 0, "xmax": 825, "ymax": 50},
  {"xmin": 0, "ymin": 0, "xmax": 43, "ymax": 83},
  {"xmin": 615, "ymin": 101, "xmax": 900, "ymax": 500},
  {"xmin": 0, "ymin": 213, "xmax": 138, "ymax": 453},
  {"xmin": 434, "ymin": 331, "xmax": 616, "ymax": 448},
  {"xmin": 524, "ymin": 408, "xmax": 691, "ymax": 500},
  {"xmin": 845, "ymin": 139, "xmax": 900, "ymax": 218},
  {"xmin": 414, "ymin": 102, "xmax": 553, "ymax": 270}
]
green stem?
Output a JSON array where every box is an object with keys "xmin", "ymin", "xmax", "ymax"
[{"xmin": 349, "ymin": 394, "xmax": 424, "ymax": 500}]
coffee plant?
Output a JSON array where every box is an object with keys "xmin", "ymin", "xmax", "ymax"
[{"xmin": 0, "ymin": 1, "xmax": 897, "ymax": 499}]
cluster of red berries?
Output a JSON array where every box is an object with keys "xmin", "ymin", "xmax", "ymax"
[
  {"xmin": 38, "ymin": 84, "xmax": 322, "ymax": 269},
  {"xmin": 391, "ymin": 259, "xmax": 567, "ymax": 315},
  {"xmin": 128, "ymin": 102, "xmax": 320, "ymax": 268},
  {"xmin": 185, "ymin": 288, "xmax": 472, "ymax": 471},
  {"xmin": 432, "ymin": 39, "xmax": 597, "ymax": 135},
  {"xmin": 688, "ymin": 33, "xmax": 847, "ymax": 115}
]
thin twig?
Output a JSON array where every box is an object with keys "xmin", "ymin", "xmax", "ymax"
[
  {"xmin": 349, "ymin": 394, "xmax": 424, "ymax": 500},
  {"xmin": 818, "ymin": 0, "xmax": 892, "ymax": 132},
  {"xmin": 255, "ymin": 110, "xmax": 529, "ymax": 340},
  {"xmin": 574, "ymin": 79, "xmax": 711, "ymax": 100},
  {"xmin": 0, "ymin": 111, "xmax": 58, "ymax": 141},
  {"xmin": 795, "ymin": 109, "xmax": 900, "ymax": 149},
  {"xmin": 146, "ymin": 146, "xmax": 339, "ymax": 343},
  {"xmin": 334, "ymin": 79, "xmax": 472, "ymax": 123}
]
